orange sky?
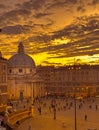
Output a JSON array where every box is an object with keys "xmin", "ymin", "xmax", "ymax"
[{"xmin": 0, "ymin": 0, "xmax": 99, "ymax": 66}]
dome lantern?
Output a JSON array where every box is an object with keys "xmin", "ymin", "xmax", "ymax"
[
  {"xmin": 18, "ymin": 42, "xmax": 24, "ymax": 54},
  {"xmin": 8, "ymin": 42, "xmax": 36, "ymax": 68}
]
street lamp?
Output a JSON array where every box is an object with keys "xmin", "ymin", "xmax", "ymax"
[
  {"xmin": 74, "ymin": 96, "xmax": 83, "ymax": 130},
  {"xmin": 74, "ymin": 97, "xmax": 77, "ymax": 130},
  {"xmin": 53, "ymin": 104, "xmax": 56, "ymax": 120},
  {"xmin": 72, "ymin": 63, "xmax": 78, "ymax": 130}
]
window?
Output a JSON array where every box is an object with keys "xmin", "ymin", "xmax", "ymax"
[
  {"xmin": 2, "ymin": 75, "xmax": 6, "ymax": 83},
  {"xmin": 72, "ymin": 77, "xmax": 75, "ymax": 81},
  {"xmin": 9, "ymin": 69, "xmax": 12, "ymax": 73},
  {"xmin": 2, "ymin": 64, "xmax": 6, "ymax": 71},
  {"xmin": 19, "ymin": 68, "xmax": 23, "ymax": 73}
]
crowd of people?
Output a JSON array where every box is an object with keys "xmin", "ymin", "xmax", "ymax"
[{"xmin": 34, "ymin": 96, "xmax": 99, "ymax": 121}]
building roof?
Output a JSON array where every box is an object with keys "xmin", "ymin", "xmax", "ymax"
[{"xmin": 8, "ymin": 42, "xmax": 36, "ymax": 67}]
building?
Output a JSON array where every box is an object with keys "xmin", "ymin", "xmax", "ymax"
[
  {"xmin": 37, "ymin": 66, "xmax": 54, "ymax": 95},
  {"xmin": 0, "ymin": 52, "xmax": 7, "ymax": 112},
  {"xmin": 37, "ymin": 65, "xmax": 99, "ymax": 97},
  {"xmin": 0, "ymin": 42, "xmax": 99, "ymax": 101},
  {"xmin": 7, "ymin": 42, "xmax": 45, "ymax": 100}
]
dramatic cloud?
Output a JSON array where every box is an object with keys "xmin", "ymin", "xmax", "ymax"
[{"xmin": 0, "ymin": 0, "xmax": 99, "ymax": 66}]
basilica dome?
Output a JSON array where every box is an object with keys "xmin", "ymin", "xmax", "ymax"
[{"xmin": 8, "ymin": 42, "xmax": 36, "ymax": 67}]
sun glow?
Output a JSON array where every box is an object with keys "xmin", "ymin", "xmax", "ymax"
[{"xmin": 29, "ymin": 52, "xmax": 49, "ymax": 66}]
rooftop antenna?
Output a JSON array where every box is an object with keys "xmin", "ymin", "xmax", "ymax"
[{"xmin": 74, "ymin": 57, "xmax": 76, "ymax": 65}]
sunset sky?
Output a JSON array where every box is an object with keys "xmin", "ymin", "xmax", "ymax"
[{"xmin": 0, "ymin": 0, "xmax": 99, "ymax": 66}]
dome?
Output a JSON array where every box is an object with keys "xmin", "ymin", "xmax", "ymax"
[
  {"xmin": 8, "ymin": 42, "xmax": 36, "ymax": 67},
  {"xmin": 8, "ymin": 53, "xmax": 35, "ymax": 67}
]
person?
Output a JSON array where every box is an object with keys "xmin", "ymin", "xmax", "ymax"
[
  {"xmin": 62, "ymin": 122, "xmax": 66, "ymax": 128},
  {"xmin": 53, "ymin": 107, "xmax": 56, "ymax": 120},
  {"xmin": 28, "ymin": 125, "xmax": 31, "ymax": 130},
  {"xmin": 39, "ymin": 107, "xmax": 41, "ymax": 115},
  {"xmin": 38, "ymin": 106, "xmax": 41, "ymax": 115}
]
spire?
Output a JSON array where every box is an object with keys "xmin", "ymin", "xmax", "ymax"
[
  {"xmin": 0, "ymin": 51, "xmax": 2, "ymax": 57},
  {"xmin": 18, "ymin": 42, "xmax": 25, "ymax": 53}
]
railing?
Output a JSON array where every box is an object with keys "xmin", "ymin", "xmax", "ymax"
[{"xmin": 7, "ymin": 108, "xmax": 33, "ymax": 126}]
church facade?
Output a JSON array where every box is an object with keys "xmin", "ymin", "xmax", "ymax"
[{"xmin": 7, "ymin": 42, "xmax": 45, "ymax": 100}]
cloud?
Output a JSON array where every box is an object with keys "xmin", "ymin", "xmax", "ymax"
[
  {"xmin": 89, "ymin": 59, "xmax": 99, "ymax": 64},
  {"xmin": 68, "ymin": 0, "xmax": 78, "ymax": 4},
  {"xmin": 92, "ymin": 0, "xmax": 99, "ymax": 5},
  {"xmin": 0, "ymin": 8, "xmax": 31, "ymax": 26},
  {"xmin": 77, "ymin": 6, "xmax": 86, "ymax": 12},
  {"xmin": 29, "ymin": 34, "xmax": 52, "ymax": 43},
  {"xmin": 53, "ymin": 14, "xmax": 99, "ymax": 37},
  {"xmin": 46, "ymin": 0, "xmax": 78, "ymax": 11},
  {"xmin": 46, "ymin": 1, "xmax": 67, "ymax": 10},
  {"xmin": 42, "ymin": 60, "xmax": 62, "ymax": 66},
  {"xmin": 2, "ymin": 25, "xmax": 23, "ymax": 34},
  {"xmin": 34, "ymin": 12, "xmax": 52, "ymax": 19},
  {"xmin": 0, "ymin": 43, "xmax": 9, "ymax": 47},
  {"xmin": 21, "ymin": 0, "xmax": 46, "ymax": 10},
  {"xmin": 30, "ymin": 14, "xmax": 99, "ymax": 58},
  {"xmin": 1, "ymin": 24, "xmax": 34, "ymax": 35},
  {"xmin": 18, "ymin": 14, "xmax": 99, "ymax": 59},
  {"xmin": 0, "ymin": 0, "xmax": 99, "ymax": 65}
]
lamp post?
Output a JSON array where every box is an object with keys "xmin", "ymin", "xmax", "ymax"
[
  {"xmin": 53, "ymin": 104, "xmax": 56, "ymax": 120},
  {"xmin": 72, "ymin": 63, "xmax": 77, "ymax": 130},
  {"xmin": 74, "ymin": 97, "xmax": 77, "ymax": 130},
  {"xmin": 74, "ymin": 96, "xmax": 82, "ymax": 130}
]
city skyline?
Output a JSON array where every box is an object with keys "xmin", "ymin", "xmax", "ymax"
[{"xmin": 0, "ymin": 0, "xmax": 99, "ymax": 66}]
